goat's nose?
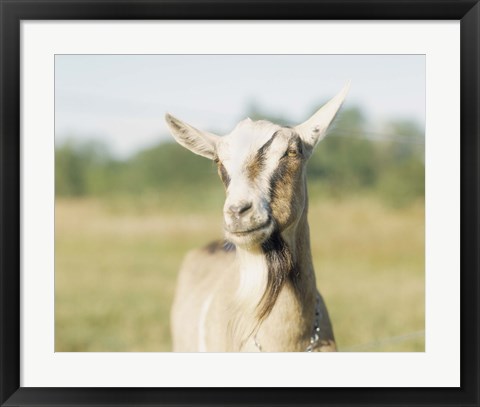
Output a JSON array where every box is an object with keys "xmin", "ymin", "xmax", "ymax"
[{"xmin": 228, "ymin": 201, "xmax": 253, "ymax": 218}]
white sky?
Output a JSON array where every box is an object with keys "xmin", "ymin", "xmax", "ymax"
[{"xmin": 55, "ymin": 54, "xmax": 425, "ymax": 157}]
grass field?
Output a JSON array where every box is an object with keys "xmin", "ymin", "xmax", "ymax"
[{"xmin": 55, "ymin": 195, "xmax": 424, "ymax": 352}]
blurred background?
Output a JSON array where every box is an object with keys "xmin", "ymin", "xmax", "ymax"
[{"xmin": 55, "ymin": 55, "xmax": 425, "ymax": 352}]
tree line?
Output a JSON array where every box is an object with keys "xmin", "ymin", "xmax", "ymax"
[{"xmin": 55, "ymin": 106, "xmax": 424, "ymax": 208}]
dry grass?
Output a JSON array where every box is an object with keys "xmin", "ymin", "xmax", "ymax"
[{"xmin": 55, "ymin": 196, "xmax": 424, "ymax": 352}]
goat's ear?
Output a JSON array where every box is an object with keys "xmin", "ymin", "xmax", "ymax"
[
  {"xmin": 165, "ymin": 113, "xmax": 219, "ymax": 160},
  {"xmin": 294, "ymin": 82, "xmax": 350, "ymax": 155}
]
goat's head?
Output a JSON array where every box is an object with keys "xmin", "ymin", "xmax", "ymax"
[{"xmin": 166, "ymin": 83, "xmax": 349, "ymax": 249}]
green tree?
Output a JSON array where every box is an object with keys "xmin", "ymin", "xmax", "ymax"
[{"xmin": 55, "ymin": 139, "xmax": 111, "ymax": 196}]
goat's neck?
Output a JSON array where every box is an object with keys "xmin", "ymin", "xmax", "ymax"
[{"xmin": 231, "ymin": 209, "xmax": 317, "ymax": 351}]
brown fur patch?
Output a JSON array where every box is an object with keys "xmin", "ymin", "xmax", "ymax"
[
  {"xmin": 217, "ymin": 162, "xmax": 231, "ymax": 188},
  {"xmin": 269, "ymin": 136, "xmax": 304, "ymax": 229},
  {"xmin": 252, "ymin": 136, "xmax": 306, "ymax": 320},
  {"xmin": 246, "ymin": 131, "xmax": 279, "ymax": 181}
]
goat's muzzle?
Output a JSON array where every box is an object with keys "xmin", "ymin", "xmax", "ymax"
[{"xmin": 223, "ymin": 201, "xmax": 272, "ymax": 247}]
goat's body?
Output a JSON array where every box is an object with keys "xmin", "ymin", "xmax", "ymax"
[{"xmin": 171, "ymin": 238, "xmax": 336, "ymax": 352}]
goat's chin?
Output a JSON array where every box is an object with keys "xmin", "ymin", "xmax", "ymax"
[{"xmin": 224, "ymin": 222, "xmax": 274, "ymax": 248}]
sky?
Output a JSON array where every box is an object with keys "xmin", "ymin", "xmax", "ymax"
[{"xmin": 55, "ymin": 54, "xmax": 425, "ymax": 158}]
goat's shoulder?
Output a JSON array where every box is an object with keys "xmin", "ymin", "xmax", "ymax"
[
  {"xmin": 173, "ymin": 240, "xmax": 237, "ymax": 322},
  {"xmin": 177, "ymin": 239, "xmax": 236, "ymax": 283}
]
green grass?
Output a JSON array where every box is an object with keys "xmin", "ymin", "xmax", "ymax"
[{"xmin": 55, "ymin": 195, "xmax": 424, "ymax": 352}]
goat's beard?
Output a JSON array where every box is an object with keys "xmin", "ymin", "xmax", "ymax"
[
  {"xmin": 227, "ymin": 231, "xmax": 297, "ymax": 350},
  {"xmin": 258, "ymin": 231, "xmax": 296, "ymax": 320}
]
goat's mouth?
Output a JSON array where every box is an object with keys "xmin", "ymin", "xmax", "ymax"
[
  {"xmin": 224, "ymin": 220, "xmax": 273, "ymax": 246},
  {"xmin": 227, "ymin": 221, "xmax": 271, "ymax": 235}
]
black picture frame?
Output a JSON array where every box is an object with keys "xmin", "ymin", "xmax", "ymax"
[{"xmin": 1, "ymin": 1, "xmax": 478, "ymax": 406}]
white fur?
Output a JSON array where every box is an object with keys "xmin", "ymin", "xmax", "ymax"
[
  {"xmin": 219, "ymin": 121, "xmax": 292, "ymax": 238},
  {"xmin": 219, "ymin": 119, "xmax": 286, "ymax": 181},
  {"xmin": 198, "ymin": 293, "xmax": 214, "ymax": 352},
  {"xmin": 228, "ymin": 246, "xmax": 269, "ymax": 350}
]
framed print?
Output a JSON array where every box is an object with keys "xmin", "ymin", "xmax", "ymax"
[{"xmin": 1, "ymin": 0, "xmax": 479, "ymax": 406}]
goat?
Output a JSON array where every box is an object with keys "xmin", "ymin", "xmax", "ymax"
[{"xmin": 165, "ymin": 83, "xmax": 349, "ymax": 352}]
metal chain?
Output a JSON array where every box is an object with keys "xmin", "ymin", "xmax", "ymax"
[
  {"xmin": 305, "ymin": 293, "xmax": 322, "ymax": 352},
  {"xmin": 253, "ymin": 293, "xmax": 322, "ymax": 352}
]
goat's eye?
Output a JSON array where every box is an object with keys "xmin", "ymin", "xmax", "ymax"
[{"xmin": 287, "ymin": 149, "xmax": 297, "ymax": 157}]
